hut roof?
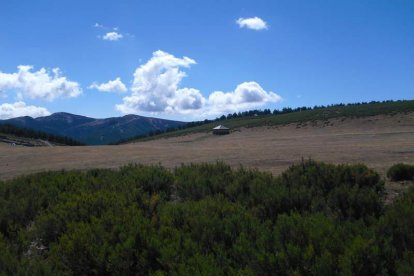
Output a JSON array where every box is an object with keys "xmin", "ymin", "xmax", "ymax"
[{"xmin": 213, "ymin": 125, "xmax": 229, "ymax": 130}]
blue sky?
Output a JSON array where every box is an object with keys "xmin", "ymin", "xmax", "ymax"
[{"xmin": 0, "ymin": 0, "xmax": 413, "ymax": 121}]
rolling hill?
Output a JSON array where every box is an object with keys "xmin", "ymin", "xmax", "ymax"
[
  {"xmin": 121, "ymin": 100, "xmax": 414, "ymax": 143},
  {"xmin": 1, "ymin": 113, "xmax": 186, "ymax": 145}
]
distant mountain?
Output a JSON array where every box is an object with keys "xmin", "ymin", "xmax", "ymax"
[{"xmin": 1, "ymin": 112, "xmax": 186, "ymax": 145}]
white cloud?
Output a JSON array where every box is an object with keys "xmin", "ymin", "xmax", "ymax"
[
  {"xmin": 0, "ymin": 65, "xmax": 82, "ymax": 101},
  {"xmin": 0, "ymin": 101, "xmax": 50, "ymax": 119},
  {"xmin": 89, "ymin": 77, "xmax": 127, "ymax": 93},
  {"xmin": 94, "ymin": 24, "xmax": 131, "ymax": 41},
  {"xmin": 93, "ymin": 22, "xmax": 104, "ymax": 28},
  {"xmin": 116, "ymin": 50, "xmax": 282, "ymax": 117},
  {"xmin": 168, "ymin": 88, "xmax": 206, "ymax": 114},
  {"xmin": 207, "ymin": 82, "xmax": 282, "ymax": 114},
  {"xmin": 236, "ymin": 17, "xmax": 268, "ymax": 30},
  {"xmin": 116, "ymin": 50, "xmax": 204, "ymax": 114},
  {"xmin": 102, "ymin": 32, "xmax": 123, "ymax": 41}
]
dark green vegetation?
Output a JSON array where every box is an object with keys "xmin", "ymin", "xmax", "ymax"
[
  {"xmin": 0, "ymin": 124, "xmax": 84, "ymax": 146},
  {"xmin": 1, "ymin": 160, "xmax": 414, "ymax": 275},
  {"xmin": 120, "ymin": 100, "xmax": 414, "ymax": 143},
  {"xmin": 387, "ymin": 163, "xmax": 414, "ymax": 181},
  {"xmin": 1, "ymin": 112, "xmax": 185, "ymax": 145}
]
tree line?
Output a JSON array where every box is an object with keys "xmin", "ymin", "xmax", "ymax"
[{"xmin": 0, "ymin": 124, "xmax": 84, "ymax": 146}]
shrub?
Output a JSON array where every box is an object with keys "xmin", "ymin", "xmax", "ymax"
[
  {"xmin": 387, "ymin": 163, "xmax": 414, "ymax": 181},
  {"xmin": 0, "ymin": 161, "xmax": 412, "ymax": 274},
  {"xmin": 278, "ymin": 160, "xmax": 384, "ymax": 221}
]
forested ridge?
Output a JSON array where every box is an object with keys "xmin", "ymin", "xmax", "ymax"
[
  {"xmin": 0, "ymin": 124, "xmax": 84, "ymax": 146},
  {"xmin": 0, "ymin": 160, "xmax": 414, "ymax": 275}
]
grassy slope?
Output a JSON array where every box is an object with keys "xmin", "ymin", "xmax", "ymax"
[{"xmin": 129, "ymin": 100, "xmax": 414, "ymax": 142}]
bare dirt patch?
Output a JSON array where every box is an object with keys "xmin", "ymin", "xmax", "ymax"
[{"xmin": 1, "ymin": 113, "xmax": 414, "ymax": 199}]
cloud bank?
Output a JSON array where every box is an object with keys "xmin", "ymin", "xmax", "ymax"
[
  {"xmin": 0, "ymin": 101, "xmax": 50, "ymax": 119},
  {"xmin": 1, "ymin": 51, "xmax": 281, "ymax": 119},
  {"xmin": 0, "ymin": 65, "xmax": 82, "ymax": 101},
  {"xmin": 236, "ymin": 17, "xmax": 268, "ymax": 30},
  {"xmin": 89, "ymin": 78, "xmax": 127, "ymax": 93},
  {"xmin": 116, "ymin": 50, "xmax": 281, "ymax": 116}
]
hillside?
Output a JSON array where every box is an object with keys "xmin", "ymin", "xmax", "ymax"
[
  {"xmin": 1, "ymin": 113, "xmax": 185, "ymax": 145},
  {"xmin": 123, "ymin": 100, "xmax": 414, "ymax": 143},
  {"xmin": 0, "ymin": 124, "xmax": 84, "ymax": 146},
  {"xmin": 1, "ymin": 111, "xmax": 413, "ymax": 183}
]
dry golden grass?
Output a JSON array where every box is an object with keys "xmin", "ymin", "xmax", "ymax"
[{"xmin": 1, "ymin": 113, "xmax": 414, "ymax": 192}]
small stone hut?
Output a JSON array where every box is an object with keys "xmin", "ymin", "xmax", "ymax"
[{"xmin": 212, "ymin": 125, "xmax": 230, "ymax": 135}]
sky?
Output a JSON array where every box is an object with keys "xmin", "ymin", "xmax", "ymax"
[{"xmin": 0, "ymin": 0, "xmax": 413, "ymax": 121}]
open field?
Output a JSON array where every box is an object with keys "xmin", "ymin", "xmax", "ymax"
[{"xmin": 1, "ymin": 111, "xmax": 414, "ymax": 185}]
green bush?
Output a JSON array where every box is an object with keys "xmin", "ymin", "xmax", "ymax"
[
  {"xmin": 0, "ymin": 161, "xmax": 412, "ymax": 274},
  {"xmin": 387, "ymin": 163, "xmax": 414, "ymax": 181}
]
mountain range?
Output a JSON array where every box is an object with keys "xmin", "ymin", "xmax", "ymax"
[{"xmin": 0, "ymin": 113, "xmax": 186, "ymax": 145}]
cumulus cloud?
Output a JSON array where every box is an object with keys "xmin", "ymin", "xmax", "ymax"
[
  {"xmin": 236, "ymin": 17, "xmax": 268, "ymax": 30},
  {"xmin": 170, "ymin": 88, "xmax": 205, "ymax": 112},
  {"xmin": 116, "ymin": 50, "xmax": 282, "ymax": 117},
  {"xmin": 0, "ymin": 65, "xmax": 82, "ymax": 101},
  {"xmin": 116, "ymin": 50, "xmax": 204, "ymax": 114},
  {"xmin": 102, "ymin": 32, "xmax": 123, "ymax": 41},
  {"xmin": 0, "ymin": 101, "xmax": 50, "ymax": 119},
  {"xmin": 89, "ymin": 77, "xmax": 127, "ymax": 93},
  {"xmin": 207, "ymin": 81, "xmax": 281, "ymax": 114}
]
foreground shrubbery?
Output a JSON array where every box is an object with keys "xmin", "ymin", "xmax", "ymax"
[
  {"xmin": 0, "ymin": 160, "xmax": 413, "ymax": 275},
  {"xmin": 387, "ymin": 163, "xmax": 414, "ymax": 181}
]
